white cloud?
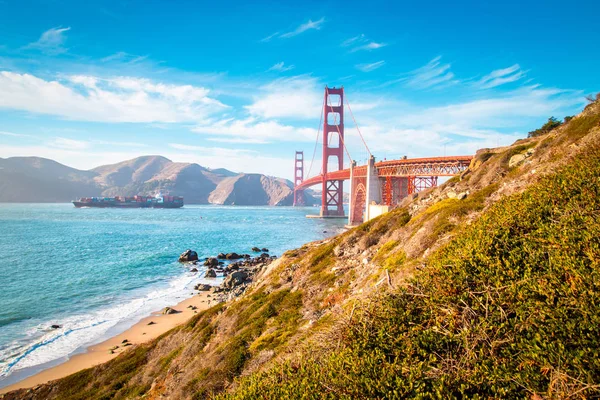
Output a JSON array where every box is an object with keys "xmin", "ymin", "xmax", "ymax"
[
  {"xmin": 24, "ymin": 27, "xmax": 71, "ymax": 55},
  {"xmin": 168, "ymin": 143, "xmax": 257, "ymax": 158},
  {"xmin": 49, "ymin": 137, "xmax": 90, "ymax": 150},
  {"xmin": 476, "ymin": 64, "xmax": 526, "ymax": 89},
  {"xmin": 94, "ymin": 140, "xmax": 148, "ymax": 147},
  {"xmin": 0, "ymin": 130, "xmax": 32, "ymax": 137},
  {"xmin": 260, "ymin": 32, "xmax": 280, "ymax": 43},
  {"xmin": 0, "ymin": 71, "xmax": 227, "ymax": 123},
  {"xmin": 356, "ymin": 61, "xmax": 385, "ymax": 72},
  {"xmin": 343, "ymin": 85, "xmax": 585, "ymax": 160},
  {"xmin": 342, "ymin": 34, "xmax": 386, "ymax": 52},
  {"xmin": 341, "ymin": 34, "xmax": 366, "ymax": 47},
  {"xmin": 193, "ymin": 117, "xmax": 317, "ymax": 143},
  {"xmin": 268, "ymin": 62, "xmax": 295, "ymax": 72},
  {"xmin": 245, "ymin": 76, "xmax": 322, "ymax": 120},
  {"xmin": 101, "ymin": 51, "xmax": 148, "ymax": 64},
  {"xmin": 403, "ymin": 56, "xmax": 458, "ymax": 90},
  {"xmin": 279, "ymin": 17, "xmax": 325, "ymax": 39},
  {"xmin": 352, "ymin": 42, "xmax": 386, "ymax": 52}
]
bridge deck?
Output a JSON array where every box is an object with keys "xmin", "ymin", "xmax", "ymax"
[{"xmin": 295, "ymin": 155, "xmax": 473, "ymax": 191}]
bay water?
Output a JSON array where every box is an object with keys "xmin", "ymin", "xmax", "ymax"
[{"xmin": 0, "ymin": 203, "xmax": 344, "ymax": 388}]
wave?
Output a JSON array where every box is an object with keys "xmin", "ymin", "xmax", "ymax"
[{"xmin": 0, "ymin": 269, "xmax": 218, "ymax": 379}]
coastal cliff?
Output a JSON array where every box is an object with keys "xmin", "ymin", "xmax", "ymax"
[
  {"xmin": 3, "ymin": 99, "xmax": 600, "ymax": 399},
  {"xmin": 0, "ymin": 155, "xmax": 316, "ymax": 206}
]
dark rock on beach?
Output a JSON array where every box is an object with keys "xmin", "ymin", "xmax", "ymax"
[
  {"xmin": 223, "ymin": 271, "xmax": 248, "ymax": 289},
  {"xmin": 205, "ymin": 268, "xmax": 217, "ymax": 278},
  {"xmin": 195, "ymin": 283, "xmax": 212, "ymax": 291},
  {"xmin": 178, "ymin": 249, "xmax": 198, "ymax": 262},
  {"xmin": 217, "ymin": 253, "xmax": 227, "ymax": 259},
  {"xmin": 204, "ymin": 257, "xmax": 219, "ymax": 267},
  {"xmin": 50, "ymin": 324, "xmax": 61, "ymax": 329},
  {"xmin": 225, "ymin": 252, "xmax": 241, "ymax": 260},
  {"xmin": 251, "ymin": 247, "xmax": 261, "ymax": 252},
  {"xmin": 163, "ymin": 307, "xmax": 180, "ymax": 315}
]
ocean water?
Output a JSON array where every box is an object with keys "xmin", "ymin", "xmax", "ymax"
[{"xmin": 0, "ymin": 203, "xmax": 344, "ymax": 388}]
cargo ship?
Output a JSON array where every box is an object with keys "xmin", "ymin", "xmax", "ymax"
[{"xmin": 72, "ymin": 194, "xmax": 183, "ymax": 208}]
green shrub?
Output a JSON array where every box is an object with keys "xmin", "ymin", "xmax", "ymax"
[
  {"xmin": 222, "ymin": 139, "xmax": 600, "ymax": 399},
  {"xmin": 528, "ymin": 116, "xmax": 562, "ymax": 137}
]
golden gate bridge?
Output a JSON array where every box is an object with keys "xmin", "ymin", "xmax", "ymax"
[{"xmin": 292, "ymin": 86, "xmax": 473, "ymax": 225}]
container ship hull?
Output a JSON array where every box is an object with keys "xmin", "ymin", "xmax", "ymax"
[{"xmin": 73, "ymin": 195, "xmax": 183, "ymax": 209}]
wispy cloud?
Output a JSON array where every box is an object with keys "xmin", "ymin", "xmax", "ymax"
[
  {"xmin": 168, "ymin": 143, "xmax": 256, "ymax": 157},
  {"xmin": 193, "ymin": 117, "xmax": 316, "ymax": 144},
  {"xmin": 24, "ymin": 26, "xmax": 71, "ymax": 55},
  {"xmin": 245, "ymin": 76, "xmax": 322, "ymax": 120},
  {"xmin": 0, "ymin": 130, "xmax": 32, "ymax": 137},
  {"xmin": 49, "ymin": 137, "xmax": 90, "ymax": 150},
  {"xmin": 404, "ymin": 56, "xmax": 458, "ymax": 90},
  {"xmin": 267, "ymin": 62, "xmax": 295, "ymax": 72},
  {"xmin": 263, "ymin": 17, "xmax": 325, "ymax": 41},
  {"xmin": 342, "ymin": 34, "xmax": 387, "ymax": 52},
  {"xmin": 101, "ymin": 51, "xmax": 148, "ymax": 64},
  {"xmin": 94, "ymin": 140, "xmax": 148, "ymax": 147},
  {"xmin": 0, "ymin": 71, "xmax": 228, "ymax": 123},
  {"xmin": 476, "ymin": 64, "xmax": 526, "ymax": 89},
  {"xmin": 356, "ymin": 61, "xmax": 385, "ymax": 72},
  {"xmin": 260, "ymin": 32, "xmax": 280, "ymax": 43}
]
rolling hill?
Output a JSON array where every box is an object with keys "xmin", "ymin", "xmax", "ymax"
[{"xmin": 0, "ymin": 155, "xmax": 316, "ymax": 206}]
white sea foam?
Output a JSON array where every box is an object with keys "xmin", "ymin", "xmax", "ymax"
[{"xmin": 0, "ymin": 270, "xmax": 220, "ymax": 378}]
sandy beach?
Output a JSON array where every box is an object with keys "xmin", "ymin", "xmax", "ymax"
[{"xmin": 0, "ymin": 290, "xmax": 215, "ymax": 394}]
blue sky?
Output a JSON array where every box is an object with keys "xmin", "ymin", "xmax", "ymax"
[{"xmin": 0, "ymin": 0, "xmax": 598, "ymax": 179}]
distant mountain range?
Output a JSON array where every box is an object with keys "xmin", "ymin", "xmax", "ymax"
[{"xmin": 0, "ymin": 155, "xmax": 317, "ymax": 205}]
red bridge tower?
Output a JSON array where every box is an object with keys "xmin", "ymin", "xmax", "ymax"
[
  {"xmin": 321, "ymin": 87, "xmax": 345, "ymax": 217},
  {"xmin": 293, "ymin": 151, "xmax": 305, "ymax": 206}
]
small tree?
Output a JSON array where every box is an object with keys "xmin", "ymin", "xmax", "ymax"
[
  {"xmin": 585, "ymin": 93, "xmax": 600, "ymax": 103},
  {"xmin": 528, "ymin": 117, "xmax": 562, "ymax": 138}
]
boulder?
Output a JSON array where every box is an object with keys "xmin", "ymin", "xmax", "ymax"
[
  {"xmin": 457, "ymin": 192, "xmax": 468, "ymax": 200},
  {"xmin": 251, "ymin": 247, "xmax": 261, "ymax": 252},
  {"xmin": 195, "ymin": 283, "xmax": 212, "ymax": 291},
  {"xmin": 190, "ymin": 267, "xmax": 198, "ymax": 273},
  {"xmin": 225, "ymin": 252, "xmax": 241, "ymax": 260},
  {"xmin": 203, "ymin": 257, "xmax": 219, "ymax": 267},
  {"xmin": 260, "ymin": 253, "xmax": 269, "ymax": 258},
  {"xmin": 50, "ymin": 324, "xmax": 61, "ymax": 329},
  {"xmin": 223, "ymin": 271, "xmax": 249, "ymax": 289},
  {"xmin": 179, "ymin": 249, "xmax": 198, "ymax": 262},
  {"xmin": 447, "ymin": 191, "xmax": 457, "ymax": 199},
  {"xmin": 205, "ymin": 268, "xmax": 217, "ymax": 278},
  {"xmin": 261, "ymin": 248, "xmax": 269, "ymax": 252},
  {"xmin": 217, "ymin": 253, "xmax": 227, "ymax": 259},
  {"xmin": 509, "ymin": 153, "xmax": 527, "ymax": 168},
  {"xmin": 243, "ymin": 254, "xmax": 251, "ymax": 259},
  {"xmin": 163, "ymin": 307, "xmax": 180, "ymax": 315}
]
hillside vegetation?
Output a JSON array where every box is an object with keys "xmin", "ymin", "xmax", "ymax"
[{"xmin": 3, "ymin": 100, "xmax": 600, "ymax": 399}]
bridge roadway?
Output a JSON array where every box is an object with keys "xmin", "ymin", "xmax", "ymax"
[{"xmin": 295, "ymin": 155, "xmax": 474, "ymax": 191}]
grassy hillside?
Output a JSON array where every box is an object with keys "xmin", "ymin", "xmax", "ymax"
[
  {"xmin": 4, "ymin": 100, "xmax": 599, "ymax": 399},
  {"xmin": 224, "ymin": 132, "xmax": 600, "ymax": 399}
]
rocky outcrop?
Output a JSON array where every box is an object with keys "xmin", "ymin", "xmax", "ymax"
[
  {"xmin": 203, "ymin": 258, "xmax": 219, "ymax": 267},
  {"xmin": 178, "ymin": 250, "xmax": 198, "ymax": 262},
  {"xmin": 204, "ymin": 269, "xmax": 217, "ymax": 278}
]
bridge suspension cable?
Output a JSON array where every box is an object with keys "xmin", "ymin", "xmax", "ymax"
[
  {"xmin": 345, "ymin": 96, "xmax": 372, "ymax": 158},
  {"xmin": 306, "ymin": 95, "xmax": 325, "ymax": 179}
]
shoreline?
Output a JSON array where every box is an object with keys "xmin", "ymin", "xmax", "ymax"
[{"xmin": 0, "ymin": 290, "xmax": 215, "ymax": 394}]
